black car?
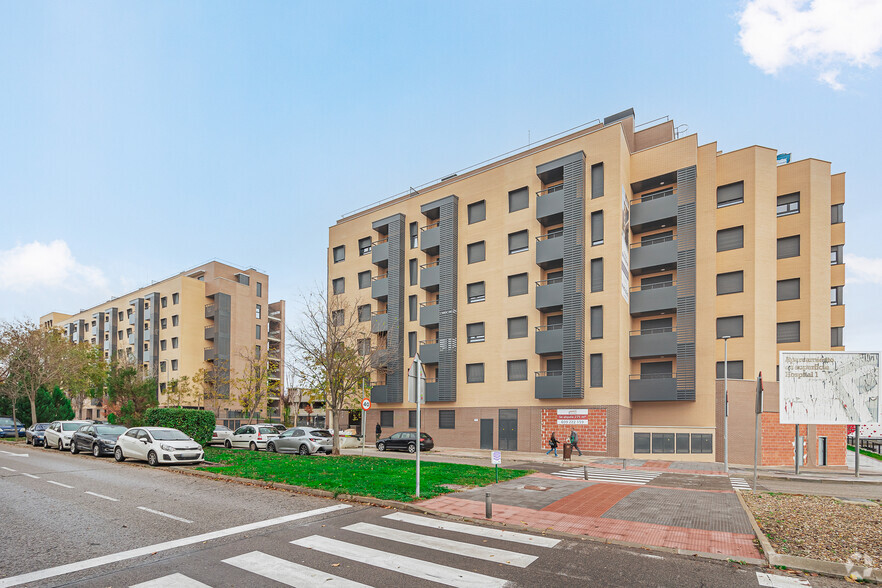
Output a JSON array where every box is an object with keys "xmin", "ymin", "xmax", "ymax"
[
  {"xmin": 26, "ymin": 423, "xmax": 50, "ymax": 446},
  {"xmin": 376, "ymin": 431, "xmax": 434, "ymax": 453},
  {"xmin": 70, "ymin": 424, "xmax": 129, "ymax": 457}
]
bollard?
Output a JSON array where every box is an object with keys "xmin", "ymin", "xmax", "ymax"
[
  {"xmin": 485, "ymin": 492, "xmax": 492, "ymax": 519},
  {"xmin": 583, "ymin": 465, "xmax": 588, "ymax": 480}
]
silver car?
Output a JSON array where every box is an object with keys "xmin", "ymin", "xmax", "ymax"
[{"xmin": 266, "ymin": 427, "xmax": 332, "ymax": 455}]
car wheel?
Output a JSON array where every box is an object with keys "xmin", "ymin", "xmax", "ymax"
[
  {"xmin": 249, "ymin": 442, "xmax": 258, "ymax": 451},
  {"xmin": 92, "ymin": 444, "xmax": 101, "ymax": 457},
  {"xmin": 70, "ymin": 441, "xmax": 79, "ymax": 454},
  {"xmin": 377, "ymin": 442, "xmax": 385, "ymax": 452},
  {"xmin": 298, "ymin": 444, "xmax": 310, "ymax": 456},
  {"xmin": 224, "ymin": 440, "xmax": 232, "ymax": 449},
  {"xmin": 147, "ymin": 451, "xmax": 159, "ymax": 467},
  {"xmin": 25, "ymin": 438, "xmax": 31, "ymax": 445},
  {"xmin": 267, "ymin": 443, "xmax": 276, "ymax": 453},
  {"xmin": 407, "ymin": 443, "xmax": 416, "ymax": 454},
  {"xmin": 114, "ymin": 447, "xmax": 126, "ymax": 462},
  {"xmin": 58, "ymin": 439, "xmax": 64, "ymax": 451}
]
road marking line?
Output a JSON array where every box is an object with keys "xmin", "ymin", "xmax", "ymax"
[
  {"xmin": 344, "ymin": 522, "xmax": 537, "ymax": 567},
  {"xmin": 47, "ymin": 480, "xmax": 74, "ymax": 489},
  {"xmin": 0, "ymin": 504, "xmax": 350, "ymax": 588},
  {"xmin": 130, "ymin": 572, "xmax": 213, "ymax": 588},
  {"xmin": 756, "ymin": 571, "xmax": 811, "ymax": 587},
  {"xmin": 730, "ymin": 477, "xmax": 752, "ymax": 491},
  {"xmin": 224, "ymin": 550, "xmax": 371, "ymax": 587},
  {"xmin": 0, "ymin": 450, "xmax": 28, "ymax": 457},
  {"xmin": 85, "ymin": 491, "xmax": 119, "ymax": 502},
  {"xmin": 21, "ymin": 473, "xmax": 39, "ymax": 479},
  {"xmin": 291, "ymin": 535, "xmax": 507, "ymax": 588},
  {"xmin": 383, "ymin": 512, "xmax": 560, "ymax": 547},
  {"xmin": 137, "ymin": 506, "xmax": 193, "ymax": 523},
  {"xmin": 1, "ymin": 466, "xmax": 16, "ymax": 471}
]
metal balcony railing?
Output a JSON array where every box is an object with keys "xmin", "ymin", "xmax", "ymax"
[
  {"xmin": 632, "ymin": 234, "xmax": 676, "ymax": 249},
  {"xmin": 371, "ymin": 273, "xmax": 388, "ymax": 281},
  {"xmin": 630, "ymin": 281, "xmax": 676, "ymax": 292},
  {"xmin": 536, "ymin": 184, "xmax": 564, "ymax": 197},
  {"xmin": 631, "ymin": 188, "xmax": 676, "ymax": 205},
  {"xmin": 536, "ymin": 231, "xmax": 564, "ymax": 242},
  {"xmin": 419, "ymin": 299, "xmax": 439, "ymax": 307},
  {"xmin": 371, "ymin": 237, "xmax": 389, "ymax": 246},
  {"xmin": 535, "ymin": 324, "xmax": 563, "ymax": 332},
  {"xmin": 629, "ymin": 327, "xmax": 676, "ymax": 336},
  {"xmin": 535, "ymin": 370, "xmax": 563, "ymax": 377},
  {"xmin": 420, "ymin": 260, "xmax": 440, "ymax": 270},
  {"xmin": 419, "ymin": 339, "xmax": 438, "ymax": 345},
  {"xmin": 536, "ymin": 277, "xmax": 564, "ymax": 286},
  {"xmin": 420, "ymin": 221, "xmax": 440, "ymax": 232},
  {"xmin": 629, "ymin": 373, "xmax": 674, "ymax": 380}
]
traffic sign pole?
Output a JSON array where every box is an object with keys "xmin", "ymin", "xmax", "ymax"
[{"xmin": 360, "ymin": 398, "xmax": 371, "ymax": 457}]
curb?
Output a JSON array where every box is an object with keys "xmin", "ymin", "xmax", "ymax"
[{"xmin": 735, "ymin": 490, "xmax": 882, "ymax": 583}]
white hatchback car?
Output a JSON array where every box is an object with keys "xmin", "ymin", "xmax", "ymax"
[
  {"xmin": 113, "ymin": 427, "xmax": 204, "ymax": 467},
  {"xmin": 209, "ymin": 425, "xmax": 234, "ymax": 446},
  {"xmin": 224, "ymin": 424, "xmax": 279, "ymax": 451},
  {"xmin": 43, "ymin": 420, "xmax": 91, "ymax": 450}
]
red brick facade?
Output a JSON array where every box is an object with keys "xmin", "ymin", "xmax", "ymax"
[
  {"xmin": 541, "ymin": 409, "xmax": 607, "ymax": 453},
  {"xmin": 759, "ymin": 416, "xmax": 847, "ymax": 466}
]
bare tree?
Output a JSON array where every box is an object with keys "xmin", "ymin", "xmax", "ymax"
[
  {"xmin": 232, "ymin": 347, "xmax": 273, "ymax": 424},
  {"xmin": 193, "ymin": 360, "xmax": 231, "ymax": 417}
]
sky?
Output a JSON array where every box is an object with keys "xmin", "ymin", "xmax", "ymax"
[{"xmin": 0, "ymin": 0, "xmax": 880, "ymax": 350}]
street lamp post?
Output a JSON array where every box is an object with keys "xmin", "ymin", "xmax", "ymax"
[{"xmin": 722, "ymin": 335, "xmax": 731, "ymax": 474}]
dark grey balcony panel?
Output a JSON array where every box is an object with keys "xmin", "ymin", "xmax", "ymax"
[
  {"xmin": 370, "ymin": 349, "xmax": 393, "ymax": 368},
  {"xmin": 204, "ymin": 348, "xmax": 218, "ymax": 361},
  {"xmin": 630, "ymin": 284, "xmax": 677, "ymax": 315},
  {"xmin": 535, "ymin": 328, "xmax": 563, "ymax": 355},
  {"xmin": 536, "ymin": 190, "xmax": 564, "ymax": 226},
  {"xmin": 419, "ymin": 342, "xmax": 439, "ymax": 364},
  {"xmin": 630, "ymin": 239, "xmax": 677, "ymax": 275},
  {"xmin": 425, "ymin": 381, "xmax": 440, "ymax": 402},
  {"xmin": 535, "ymin": 281, "xmax": 564, "ymax": 311},
  {"xmin": 204, "ymin": 326, "xmax": 215, "ymax": 341},
  {"xmin": 629, "ymin": 330, "xmax": 678, "ymax": 358},
  {"xmin": 536, "ymin": 236, "xmax": 564, "ymax": 268},
  {"xmin": 629, "ymin": 377, "xmax": 678, "ymax": 402},
  {"xmin": 630, "ymin": 191, "xmax": 678, "ymax": 233},
  {"xmin": 371, "ymin": 241, "xmax": 389, "ymax": 267},
  {"xmin": 419, "ymin": 265, "xmax": 440, "ymax": 291},
  {"xmin": 535, "ymin": 374, "xmax": 564, "ymax": 399},
  {"xmin": 205, "ymin": 304, "xmax": 216, "ymax": 319},
  {"xmin": 420, "ymin": 226, "xmax": 440, "ymax": 254},
  {"xmin": 370, "ymin": 385, "xmax": 388, "ymax": 404},
  {"xmin": 419, "ymin": 304, "xmax": 439, "ymax": 327},
  {"xmin": 371, "ymin": 277, "xmax": 388, "ymax": 300},
  {"xmin": 371, "ymin": 313, "xmax": 388, "ymax": 333}
]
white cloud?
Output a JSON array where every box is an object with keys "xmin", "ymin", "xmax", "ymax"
[
  {"xmin": 0, "ymin": 240, "xmax": 108, "ymax": 294},
  {"xmin": 738, "ymin": 0, "xmax": 882, "ymax": 89},
  {"xmin": 845, "ymin": 254, "xmax": 882, "ymax": 284}
]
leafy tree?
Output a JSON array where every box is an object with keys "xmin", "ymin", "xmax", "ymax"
[
  {"xmin": 193, "ymin": 360, "xmax": 231, "ymax": 417},
  {"xmin": 232, "ymin": 347, "xmax": 273, "ymax": 424},
  {"xmin": 65, "ymin": 344, "xmax": 107, "ymax": 419},
  {"xmin": 0, "ymin": 386, "xmax": 75, "ymax": 426},
  {"xmin": 167, "ymin": 375, "xmax": 197, "ymax": 408},
  {"xmin": 104, "ymin": 360, "xmax": 158, "ymax": 427}
]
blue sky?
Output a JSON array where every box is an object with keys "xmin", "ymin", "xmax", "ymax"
[{"xmin": 1, "ymin": 0, "xmax": 880, "ymax": 349}]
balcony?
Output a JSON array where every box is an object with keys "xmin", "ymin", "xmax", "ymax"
[
  {"xmin": 204, "ymin": 347, "xmax": 218, "ymax": 361},
  {"xmin": 204, "ymin": 326, "xmax": 215, "ymax": 340},
  {"xmin": 419, "ymin": 261, "xmax": 440, "ymax": 291},
  {"xmin": 370, "ymin": 347, "xmax": 393, "ymax": 368},
  {"xmin": 536, "ymin": 184, "xmax": 564, "ymax": 226},
  {"xmin": 128, "ymin": 313, "xmax": 136, "ymax": 326},
  {"xmin": 629, "ymin": 328, "xmax": 677, "ymax": 359},
  {"xmin": 371, "ymin": 274, "xmax": 388, "ymax": 301},
  {"xmin": 535, "ymin": 371, "xmax": 564, "ymax": 399},
  {"xmin": 419, "ymin": 300, "xmax": 439, "ymax": 327},
  {"xmin": 420, "ymin": 222, "xmax": 440, "ymax": 256},
  {"xmin": 425, "ymin": 378, "xmax": 439, "ymax": 402},
  {"xmin": 419, "ymin": 340, "xmax": 439, "ymax": 364},
  {"xmin": 268, "ymin": 330, "xmax": 281, "ymax": 342},
  {"xmin": 371, "ymin": 238, "xmax": 389, "ymax": 267},
  {"xmin": 205, "ymin": 304, "xmax": 216, "ymax": 319},
  {"xmin": 370, "ymin": 383, "xmax": 388, "ymax": 403},
  {"xmin": 535, "ymin": 325, "xmax": 563, "ymax": 355},
  {"xmin": 630, "ymin": 189, "xmax": 677, "ymax": 234},
  {"xmin": 535, "ymin": 278, "xmax": 564, "ymax": 311},
  {"xmin": 630, "ymin": 282, "xmax": 677, "ymax": 316},
  {"xmin": 371, "ymin": 311, "xmax": 388, "ymax": 333},
  {"xmin": 268, "ymin": 369, "xmax": 281, "ymax": 380},
  {"xmin": 629, "ymin": 374, "xmax": 678, "ymax": 402},
  {"xmin": 535, "ymin": 233, "xmax": 564, "ymax": 269},
  {"xmin": 630, "ymin": 235, "xmax": 677, "ymax": 275},
  {"xmin": 267, "ymin": 348, "xmax": 281, "ymax": 361},
  {"xmin": 128, "ymin": 333, "xmax": 135, "ymax": 345},
  {"xmin": 269, "ymin": 309, "xmax": 282, "ymax": 320}
]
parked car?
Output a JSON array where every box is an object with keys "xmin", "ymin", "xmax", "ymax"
[
  {"xmin": 224, "ymin": 424, "xmax": 280, "ymax": 450},
  {"xmin": 210, "ymin": 425, "xmax": 234, "ymax": 446},
  {"xmin": 376, "ymin": 431, "xmax": 434, "ymax": 453},
  {"xmin": 43, "ymin": 420, "xmax": 91, "ymax": 450},
  {"xmin": 267, "ymin": 427, "xmax": 332, "ymax": 455},
  {"xmin": 25, "ymin": 423, "xmax": 50, "ymax": 446},
  {"xmin": 113, "ymin": 427, "xmax": 204, "ymax": 466},
  {"xmin": 0, "ymin": 417, "xmax": 26, "ymax": 438},
  {"xmin": 270, "ymin": 424, "xmax": 287, "ymax": 433},
  {"xmin": 70, "ymin": 424, "xmax": 128, "ymax": 457}
]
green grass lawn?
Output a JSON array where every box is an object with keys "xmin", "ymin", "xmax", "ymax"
[
  {"xmin": 198, "ymin": 447, "xmax": 531, "ymax": 502},
  {"xmin": 848, "ymin": 445, "xmax": 882, "ymax": 461}
]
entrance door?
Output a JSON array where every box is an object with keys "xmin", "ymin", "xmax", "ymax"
[
  {"xmin": 818, "ymin": 436, "xmax": 828, "ymax": 466},
  {"xmin": 480, "ymin": 419, "xmax": 493, "ymax": 450},
  {"xmin": 498, "ymin": 409, "xmax": 518, "ymax": 451}
]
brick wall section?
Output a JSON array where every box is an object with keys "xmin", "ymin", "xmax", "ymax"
[
  {"xmin": 540, "ymin": 409, "xmax": 607, "ymax": 453},
  {"xmin": 816, "ymin": 424, "xmax": 847, "ymax": 466},
  {"xmin": 759, "ymin": 416, "xmax": 847, "ymax": 466}
]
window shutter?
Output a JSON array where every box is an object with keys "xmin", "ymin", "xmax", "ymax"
[
  {"xmin": 590, "ymin": 258, "xmax": 603, "ymax": 292},
  {"xmin": 468, "ymin": 241, "xmax": 485, "ymax": 264},
  {"xmin": 467, "ymin": 322, "xmax": 485, "ymax": 342},
  {"xmin": 467, "ymin": 282, "xmax": 485, "ymax": 303},
  {"xmin": 468, "ymin": 200, "xmax": 486, "ymax": 224},
  {"xmin": 438, "ymin": 410, "xmax": 455, "ymax": 429},
  {"xmin": 409, "ymin": 295, "xmax": 417, "ymax": 320},
  {"xmin": 508, "ymin": 273, "xmax": 528, "ymax": 296},
  {"xmin": 508, "ymin": 230, "xmax": 529, "ymax": 253},
  {"xmin": 508, "ymin": 187, "xmax": 529, "ymax": 212},
  {"xmin": 831, "ymin": 327, "xmax": 844, "ymax": 347},
  {"xmin": 332, "ymin": 278, "xmax": 345, "ymax": 295},
  {"xmin": 507, "ymin": 360, "xmax": 528, "ymax": 381},
  {"xmin": 466, "ymin": 363, "xmax": 484, "ymax": 383},
  {"xmin": 358, "ymin": 305, "xmax": 370, "ymax": 322},
  {"xmin": 590, "ymin": 306, "xmax": 603, "ymax": 339},
  {"xmin": 717, "ymin": 226, "xmax": 744, "ymax": 251},
  {"xmin": 590, "ymin": 354, "xmax": 603, "ymax": 387},
  {"xmin": 591, "ymin": 163, "xmax": 604, "ymax": 198},
  {"xmin": 409, "ymin": 222, "xmax": 418, "ymax": 248},
  {"xmin": 777, "ymin": 192, "xmax": 800, "ymax": 216},
  {"xmin": 409, "ymin": 258, "xmax": 418, "ymax": 285},
  {"xmin": 591, "ymin": 211, "xmax": 604, "ymax": 244},
  {"xmin": 776, "ymin": 278, "xmax": 800, "ymax": 301},
  {"xmin": 717, "ymin": 181, "xmax": 744, "ymax": 207},
  {"xmin": 777, "ymin": 235, "xmax": 800, "ymax": 259},
  {"xmin": 831, "ymin": 203, "xmax": 844, "ymax": 224},
  {"xmin": 408, "ymin": 410, "xmax": 416, "ymax": 428},
  {"xmin": 716, "ymin": 360, "xmax": 744, "ymax": 379},
  {"xmin": 777, "ymin": 321, "xmax": 800, "ymax": 343},
  {"xmin": 507, "ymin": 316, "xmax": 527, "ymax": 339},
  {"xmin": 408, "ymin": 332, "xmax": 416, "ymax": 358},
  {"xmin": 333, "ymin": 246, "xmax": 345, "ymax": 262},
  {"xmin": 716, "ymin": 316, "xmax": 744, "ymax": 338},
  {"xmin": 380, "ymin": 411, "xmax": 394, "ymax": 427},
  {"xmin": 640, "ymin": 361, "xmax": 672, "ymax": 377},
  {"xmin": 358, "ymin": 271, "xmax": 371, "ymax": 289},
  {"xmin": 358, "ymin": 237, "xmax": 372, "ymax": 255},
  {"xmin": 716, "ymin": 271, "xmax": 744, "ymax": 295}
]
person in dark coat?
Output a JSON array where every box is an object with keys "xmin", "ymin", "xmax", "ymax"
[
  {"xmin": 375, "ymin": 422, "xmax": 382, "ymax": 442},
  {"xmin": 570, "ymin": 429, "xmax": 583, "ymax": 456},
  {"xmin": 546, "ymin": 432, "xmax": 559, "ymax": 457}
]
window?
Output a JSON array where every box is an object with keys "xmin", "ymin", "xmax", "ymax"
[
  {"xmin": 717, "ymin": 271, "xmax": 744, "ymax": 295},
  {"xmin": 717, "ymin": 316, "xmax": 744, "ymax": 339},
  {"xmin": 691, "ymin": 434, "xmax": 713, "ymax": 454},
  {"xmin": 831, "ymin": 245, "xmax": 843, "ymax": 265},
  {"xmin": 255, "ymin": 324, "xmax": 261, "ymax": 339},
  {"xmin": 359, "ymin": 237, "xmax": 372, "ymax": 256},
  {"xmin": 357, "ymin": 338, "xmax": 370, "ymax": 356},
  {"xmin": 160, "ymin": 361, "xmax": 166, "ymax": 373},
  {"xmin": 467, "ymin": 282, "xmax": 485, "ymax": 303},
  {"xmin": 508, "ymin": 230, "xmax": 529, "ymax": 254},
  {"xmin": 172, "ymin": 292, "xmax": 179, "ymax": 305},
  {"xmin": 380, "ymin": 411, "xmax": 394, "ymax": 428},
  {"xmin": 171, "ymin": 337, "xmax": 179, "ymax": 349},
  {"xmin": 468, "ymin": 200, "xmax": 486, "ymax": 224},
  {"xmin": 634, "ymin": 433, "xmax": 650, "ymax": 454},
  {"xmin": 358, "ymin": 271, "xmax": 371, "ymax": 289},
  {"xmin": 777, "ymin": 278, "xmax": 800, "ymax": 301},
  {"xmin": 777, "ymin": 235, "xmax": 800, "ymax": 259},
  {"xmin": 172, "ymin": 315, "xmax": 179, "ymax": 327},
  {"xmin": 332, "ymin": 277, "xmax": 345, "ymax": 295},
  {"xmin": 590, "ymin": 258, "xmax": 603, "ymax": 292},
  {"xmin": 439, "ymin": 410, "xmax": 455, "ymax": 429},
  {"xmin": 590, "ymin": 354, "xmax": 603, "ymax": 387},
  {"xmin": 160, "ymin": 339, "xmax": 167, "ymax": 351},
  {"xmin": 676, "ymin": 433, "xmax": 690, "ymax": 454},
  {"xmin": 332, "ymin": 310, "xmax": 344, "ymax": 327},
  {"xmin": 831, "ymin": 203, "xmax": 844, "ymax": 224},
  {"xmin": 357, "ymin": 304, "xmax": 371, "ymax": 322},
  {"xmin": 118, "ymin": 330, "xmax": 123, "ymax": 340},
  {"xmin": 508, "ymin": 187, "xmax": 528, "ymax": 212},
  {"xmin": 591, "ymin": 211, "xmax": 604, "ymax": 245},
  {"xmin": 408, "ymin": 332, "xmax": 416, "ymax": 358},
  {"xmin": 410, "ymin": 221, "xmax": 418, "ymax": 248},
  {"xmin": 777, "ymin": 321, "xmax": 800, "ymax": 343},
  {"xmin": 508, "ymin": 273, "xmax": 528, "ymax": 296},
  {"xmin": 507, "ymin": 360, "xmax": 527, "ymax": 381},
  {"xmin": 467, "ymin": 241, "xmax": 485, "ymax": 264},
  {"xmin": 777, "ymin": 192, "xmax": 800, "ymax": 216},
  {"xmin": 590, "ymin": 306, "xmax": 603, "ymax": 339},
  {"xmin": 256, "ymin": 304, "xmax": 262, "ymax": 319},
  {"xmin": 466, "ymin": 363, "xmax": 484, "ymax": 383},
  {"xmin": 591, "ymin": 163, "xmax": 604, "ymax": 198},
  {"xmin": 832, "ymin": 326, "xmax": 844, "ymax": 347},
  {"xmin": 717, "ymin": 181, "xmax": 744, "ymax": 207},
  {"xmin": 409, "ymin": 259, "xmax": 418, "ymax": 285},
  {"xmin": 333, "ymin": 245, "xmax": 345, "ymax": 263},
  {"xmin": 717, "ymin": 226, "xmax": 744, "ymax": 251},
  {"xmin": 171, "ymin": 359, "xmax": 179, "ymax": 371},
  {"xmin": 256, "ymin": 282, "xmax": 262, "ymax": 297},
  {"xmin": 652, "ymin": 433, "xmax": 674, "ymax": 454},
  {"xmin": 507, "ymin": 316, "xmax": 527, "ymax": 339},
  {"xmin": 409, "ymin": 410, "xmax": 416, "ymax": 429},
  {"xmin": 161, "ymin": 296, "xmax": 167, "ymax": 308},
  {"xmin": 716, "ymin": 361, "xmax": 744, "ymax": 379},
  {"xmin": 467, "ymin": 322, "xmax": 485, "ymax": 343},
  {"xmin": 409, "ymin": 295, "xmax": 417, "ymax": 320},
  {"xmin": 831, "ymin": 286, "xmax": 843, "ymax": 306}
]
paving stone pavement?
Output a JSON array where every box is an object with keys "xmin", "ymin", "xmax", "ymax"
[
  {"xmin": 452, "ymin": 477, "xmax": 593, "ymax": 509},
  {"xmin": 648, "ymin": 472, "xmax": 733, "ymax": 491}
]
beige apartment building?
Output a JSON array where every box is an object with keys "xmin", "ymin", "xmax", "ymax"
[
  {"xmin": 327, "ymin": 108, "xmax": 846, "ymax": 464},
  {"xmin": 41, "ymin": 261, "xmax": 285, "ymax": 428}
]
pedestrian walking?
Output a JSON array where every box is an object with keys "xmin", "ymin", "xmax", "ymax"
[
  {"xmin": 375, "ymin": 422, "xmax": 382, "ymax": 442},
  {"xmin": 546, "ymin": 432, "xmax": 559, "ymax": 457},
  {"xmin": 569, "ymin": 429, "xmax": 582, "ymax": 456}
]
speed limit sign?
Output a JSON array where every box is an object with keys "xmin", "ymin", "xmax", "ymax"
[{"xmin": 361, "ymin": 398, "xmax": 371, "ymax": 411}]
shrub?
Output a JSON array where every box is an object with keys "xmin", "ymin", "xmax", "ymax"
[{"xmin": 143, "ymin": 408, "xmax": 215, "ymax": 446}]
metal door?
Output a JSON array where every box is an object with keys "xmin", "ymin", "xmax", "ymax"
[
  {"xmin": 498, "ymin": 409, "xmax": 518, "ymax": 451},
  {"xmin": 480, "ymin": 419, "xmax": 493, "ymax": 450},
  {"xmin": 818, "ymin": 436, "xmax": 827, "ymax": 466}
]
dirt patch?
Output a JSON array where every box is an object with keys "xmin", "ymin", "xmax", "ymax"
[{"xmin": 744, "ymin": 492, "xmax": 882, "ymax": 567}]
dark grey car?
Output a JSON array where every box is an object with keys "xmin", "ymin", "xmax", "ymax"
[{"xmin": 266, "ymin": 427, "xmax": 332, "ymax": 455}]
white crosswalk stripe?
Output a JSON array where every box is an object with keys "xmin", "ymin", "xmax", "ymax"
[
  {"xmin": 730, "ymin": 477, "xmax": 752, "ymax": 491},
  {"xmin": 756, "ymin": 571, "xmax": 811, "ymax": 586},
  {"xmin": 130, "ymin": 572, "xmax": 212, "ymax": 588},
  {"xmin": 382, "ymin": 512, "xmax": 561, "ymax": 547},
  {"xmin": 551, "ymin": 466, "xmax": 661, "ymax": 485},
  {"xmin": 223, "ymin": 551, "xmax": 370, "ymax": 587}
]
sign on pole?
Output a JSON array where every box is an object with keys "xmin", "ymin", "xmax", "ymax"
[
  {"xmin": 361, "ymin": 398, "xmax": 371, "ymax": 411},
  {"xmin": 491, "ymin": 451, "xmax": 501, "ymax": 465},
  {"xmin": 407, "ymin": 354, "xmax": 425, "ymax": 497}
]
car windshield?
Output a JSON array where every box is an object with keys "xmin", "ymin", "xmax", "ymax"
[
  {"xmin": 95, "ymin": 425, "xmax": 127, "ymax": 436},
  {"xmin": 215, "ymin": 426, "xmax": 231, "ymax": 432},
  {"xmin": 34, "ymin": 424, "xmax": 48, "ymax": 431},
  {"xmin": 0, "ymin": 418, "xmax": 14, "ymax": 426},
  {"xmin": 258, "ymin": 427, "xmax": 277, "ymax": 435},
  {"xmin": 150, "ymin": 429, "xmax": 191, "ymax": 441},
  {"xmin": 308, "ymin": 430, "xmax": 332, "ymax": 438},
  {"xmin": 62, "ymin": 422, "xmax": 86, "ymax": 431}
]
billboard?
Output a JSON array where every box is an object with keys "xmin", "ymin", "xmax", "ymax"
[{"xmin": 779, "ymin": 351, "xmax": 880, "ymax": 425}]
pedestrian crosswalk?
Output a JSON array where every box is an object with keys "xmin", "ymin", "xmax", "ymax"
[
  {"xmin": 127, "ymin": 512, "xmax": 561, "ymax": 588},
  {"xmin": 730, "ymin": 477, "xmax": 752, "ymax": 491},
  {"xmin": 550, "ymin": 466, "xmax": 661, "ymax": 485}
]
